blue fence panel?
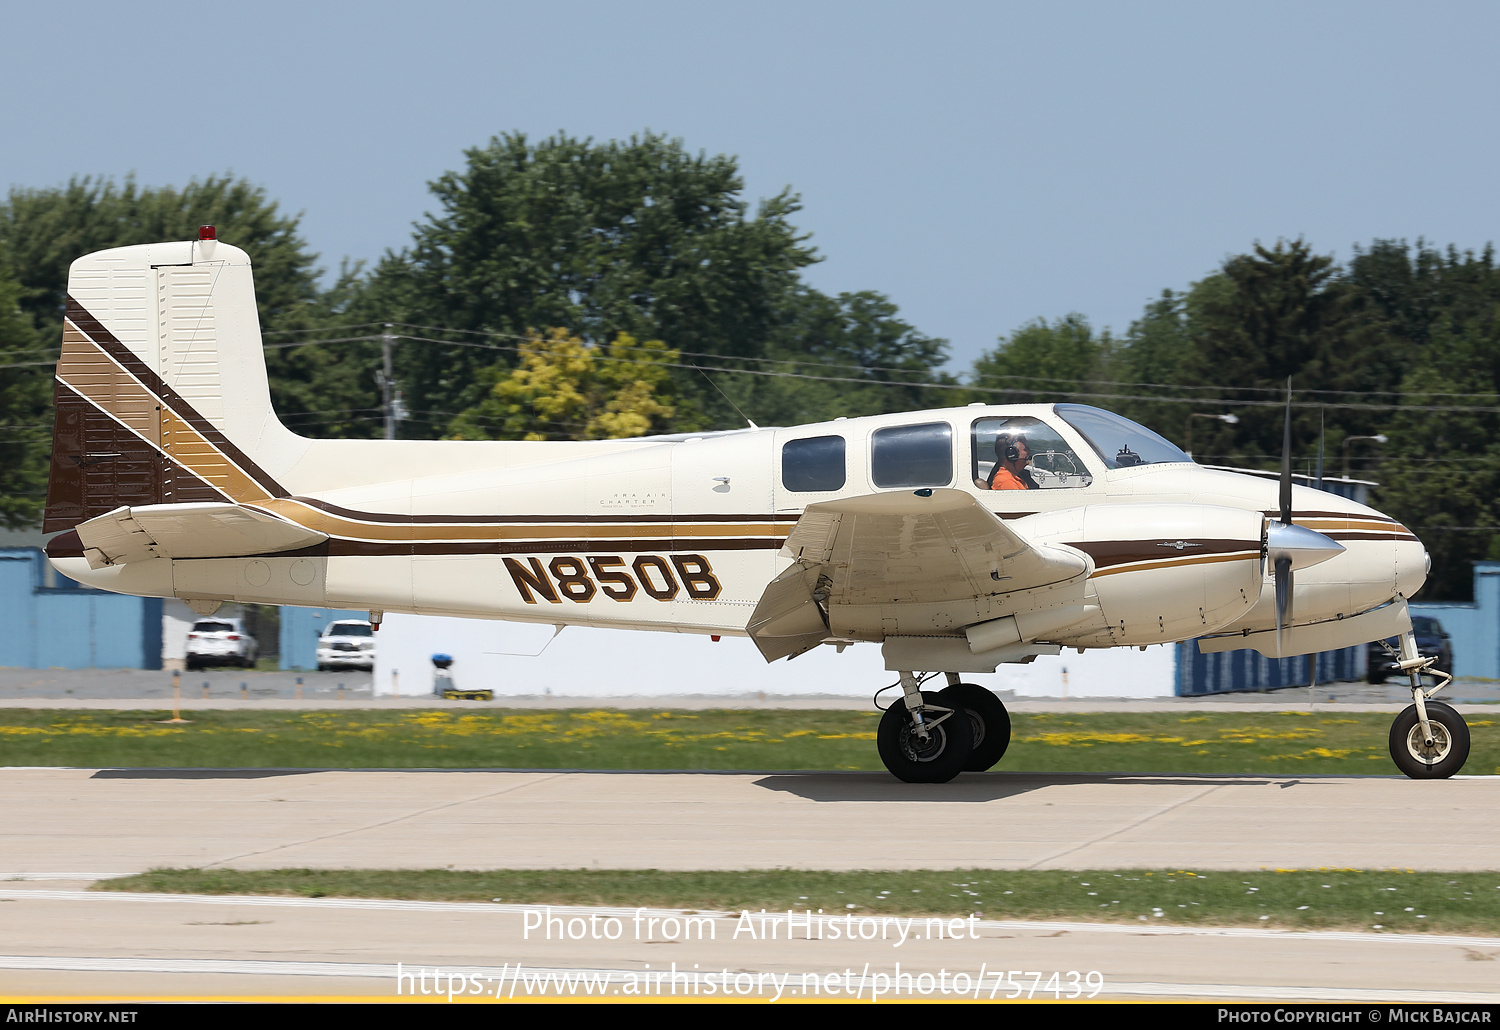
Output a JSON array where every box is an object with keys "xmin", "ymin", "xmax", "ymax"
[
  {"xmin": 1410, "ymin": 562, "xmax": 1500, "ymax": 680},
  {"xmin": 0, "ymin": 548, "xmax": 160, "ymax": 669},
  {"xmin": 1176, "ymin": 641, "xmax": 1363, "ymax": 695}
]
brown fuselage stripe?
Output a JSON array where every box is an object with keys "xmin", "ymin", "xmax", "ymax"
[
  {"xmin": 1068, "ymin": 538, "xmax": 1261, "ymax": 569},
  {"xmin": 1089, "ymin": 551, "xmax": 1261, "ymax": 578},
  {"xmin": 193, "ymin": 537, "xmax": 788, "ymax": 559},
  {"xmin": 1261, "ymin": 509, "xmax": 1400, "ymax": 522},
  {"xmin": 286, "ymin": 494, "xmax": 800, "ymax": 525}
]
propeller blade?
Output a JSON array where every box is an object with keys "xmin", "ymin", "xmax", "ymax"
[
  {"xmin": 1279, "ymin": 377, "xmax": 1293, "ymax": 526},
  {"xmin": 1274, "ymin": 555, "xmax": 1293, "ymax": 654}
]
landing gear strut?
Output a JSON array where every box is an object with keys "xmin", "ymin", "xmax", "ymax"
[
  {"xmin": 877, "ymin": 672, "xmax": 973, "ymax": 783},
  {"xmin": 1385, "ymin": 629, "xmax": 1469, "ymax": 779}
]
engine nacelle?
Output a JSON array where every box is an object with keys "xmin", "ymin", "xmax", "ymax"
[{"xmin": 1020, "ymin": 503, "xmax": 1266, "ymax": 646}]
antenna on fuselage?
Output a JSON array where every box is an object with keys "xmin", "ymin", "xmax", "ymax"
[
  {"xmin": 1315, "ymin": 407, "xmax": 1325, "ymax": 492},
  {"xmin": 693, "ymin": 365, "xmax": 759, "ymax": 430}
]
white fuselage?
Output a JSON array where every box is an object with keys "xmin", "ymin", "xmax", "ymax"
[{"xmin": 52, "ymin": 403, "xmax": 1425, "ymax": 653}]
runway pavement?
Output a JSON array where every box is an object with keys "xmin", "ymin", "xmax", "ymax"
[
  {"xmin": 5, "ymin": 767, "xmax": 1500, "ymax": 1001},
  {"xmin": 7, "ymin": 767, "xmax": 1500, "ymax": 876}
]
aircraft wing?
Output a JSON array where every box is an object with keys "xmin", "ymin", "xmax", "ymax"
[
  {"xmin": 74, "ymin": 502, "xmax": 329, "ymax": 569},
  {"xmin": 748, "ymin": 488, "xmax": 1087, "ymax": 661}
]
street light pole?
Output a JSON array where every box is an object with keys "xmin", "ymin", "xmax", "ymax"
[
  {"xmin": 381, "ymin": 324, "xmax": 395, "ymax": 441},
  {"xmin": 1342, "ymin": 434, "xmax": 1387, "ymax": 480},
  {"xmin": 1185, "ymin": 412, "xmax": 1239, "ymax": 461}
]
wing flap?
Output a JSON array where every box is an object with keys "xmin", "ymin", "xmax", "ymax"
[
  {"xmin": 745, "ymin": 563, "xmax": 830, "ymax": 662},
  {"xmin": 75, "ymin": 502, "xmax": 328, "ymax": 568}
]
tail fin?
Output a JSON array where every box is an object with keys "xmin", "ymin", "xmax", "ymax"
[{"xmin": 43, "ymin": 235, "xmax": 300, "ymax": 532}]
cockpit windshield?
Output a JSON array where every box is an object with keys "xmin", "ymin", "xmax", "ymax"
[{"xmin": 1054, "ymin": 404, "xmax": 1191, "ymax": 469}]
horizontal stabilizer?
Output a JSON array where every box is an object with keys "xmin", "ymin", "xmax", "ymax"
[{"xmin": 75, "ymin": 502, "xmax": 328, "ymax": 568}]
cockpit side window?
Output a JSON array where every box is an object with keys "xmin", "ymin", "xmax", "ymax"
[
  {"xmin": 1055, "ymin": 404, "xmax": 1191, "ymax": 469},
  {"xmin": 781, "ymin": 435, "xmax": 846, "ymax": 492},
  {"xmin": 871, "ymin": 422, "xmax": 953, "ymax": 488},
  {"xmin": 971, "ymin": 417, "xmax": 1092, "ymax": 490}
]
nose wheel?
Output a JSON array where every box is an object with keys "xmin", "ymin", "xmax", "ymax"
[
  {"xmin": 1389, "ymin": 701, "xmax": 1469, "ymax": 779},
  {"xmin": 1384, "ymin": 629, "xmax": 1469, "ymax": 779}
]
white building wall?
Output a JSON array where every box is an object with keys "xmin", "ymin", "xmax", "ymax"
[{"xmin": 371, "ymin": 614, "xmax": 1176, "ymax": 700}]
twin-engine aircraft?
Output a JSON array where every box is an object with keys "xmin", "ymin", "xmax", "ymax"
[{"xmin": 41, "ymin": 233, "xmax": 1467, "ymax": 780}]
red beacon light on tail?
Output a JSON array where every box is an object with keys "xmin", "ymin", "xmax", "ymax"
[{"xmin": 198, "ymin": 225, "xmax": 216, "ymax": 241}]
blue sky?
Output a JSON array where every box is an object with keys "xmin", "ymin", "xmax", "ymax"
[{"xmin": 5, "ymin": 1, "xmax": 1498, "ymax": 369}]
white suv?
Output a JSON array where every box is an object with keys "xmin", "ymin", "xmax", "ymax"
[
  {"xmin": 185, "ymin": 618, "xmax": 258, "ymax": 670},
  {"xmin": 316, "ymin": 620, "xmax": 376, "ymax": 671}
]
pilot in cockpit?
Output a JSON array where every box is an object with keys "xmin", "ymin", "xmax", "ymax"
[{"xmin": 977, "ymin": 430, "xmax": 1039, "ymax": 490}]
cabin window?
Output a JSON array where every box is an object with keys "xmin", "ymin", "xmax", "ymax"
[
  {"xmin": 971, "ymin": 416, "xmax": 1092, "ymax": 490},
  {"xmin": 782, "ymin": 435, "xmax": 846, "ymax": 492},
  {"xmin": 871, "ymin": 422, "xmax": 953, "ymax": 488}
]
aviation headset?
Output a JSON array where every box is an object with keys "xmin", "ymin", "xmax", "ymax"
[{"xmin": 994, "ymin": 431, "xmax": 1028, "ymax": 462}]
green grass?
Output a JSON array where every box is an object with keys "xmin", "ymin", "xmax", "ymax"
[
  {"xmin": 94, "ymin": 867, "xmax": 1500, "ymax": 935},
  {"xmin": 1, "ymin": 708, "xmax": 1496, "ymax": 773}
]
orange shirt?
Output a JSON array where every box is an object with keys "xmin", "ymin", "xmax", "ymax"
[{"xmin": 987, "ymin": 466, "xmax": 1030, "ymax": 490}]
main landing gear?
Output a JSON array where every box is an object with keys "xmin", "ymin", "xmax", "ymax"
[
  {"xmin": 1382, "ymin": 629, "xmax": 1469, "ymax": 779},
  {"xmin": 876, "ymin": 673, "xmax": 1012, "ymax": 783}
]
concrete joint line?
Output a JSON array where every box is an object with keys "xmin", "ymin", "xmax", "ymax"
[
  {"xmin": 1023, "ymin": 783, "xmax": 1225, "ymax": 869},
  {"xmin": 201, "ymin": 772, "xmax": 566, "ymax": 869}
]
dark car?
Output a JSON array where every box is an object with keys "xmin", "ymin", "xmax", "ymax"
[{"xmin": 1367, "ymin": 616, "xmax": 1453, "ymax": 684}]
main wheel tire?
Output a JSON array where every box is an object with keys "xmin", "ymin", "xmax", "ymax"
[
  {"xmin": 1388, "ymin": 701, "xmax": 1469, "ymax": 779},
  {"xmin": 877, "ymin": 691, "xmax": 974, "ymax": 784},
  {"xmin": 935, "ymin": 683, "xmax": 1011, "ymax": 771}
]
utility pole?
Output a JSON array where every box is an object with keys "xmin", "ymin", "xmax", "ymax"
[{"xmin": 381, "ymin": 324, "xmax": 395, "ymax": 440}]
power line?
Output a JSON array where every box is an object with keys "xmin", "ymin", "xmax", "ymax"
[
  {"xmin": 260, "ymin": 322, "xmax": 385, "ymax": 337},
  {"xmin": 244, "ymin": 323, "xmax": 1500, "ymax": 413}
]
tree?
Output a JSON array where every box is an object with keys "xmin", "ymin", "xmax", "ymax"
[
  {"xmin": 1347, "ymin": 241, "xmax": 1500, "ymax": 599},
  {"xmin": 715, "ymin": 288, "xmax": 954, "ymax": 427},
  {"xmin": 357, "ymin": 131, "xmax": 820, "ymax": 436},
  {"xmin": 0, "ymin": 174, "xmax": 359, "ymax": 447},
  {"xmin": 971, "ymin": 313, "xmax": 1111, "ymax": 404},
  {"xmin": 0, "ymin": 256, "xmax": 48, "ymax": 527},
  {"xmin": 0, "ymin": 175, "xmax": 321, "ymax": 343},
  {"xmin": 1179, "ymin": 239, "xmax": 1393, "ymax": 468},
  {"xmin": 447, "ymin": 330, "xmax": 678, "ymax": 441}
]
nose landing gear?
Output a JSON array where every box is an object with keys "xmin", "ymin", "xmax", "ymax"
[{"xmin": 1383, "ymin": 629, "xmax": 1469, "ymax": 779}]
